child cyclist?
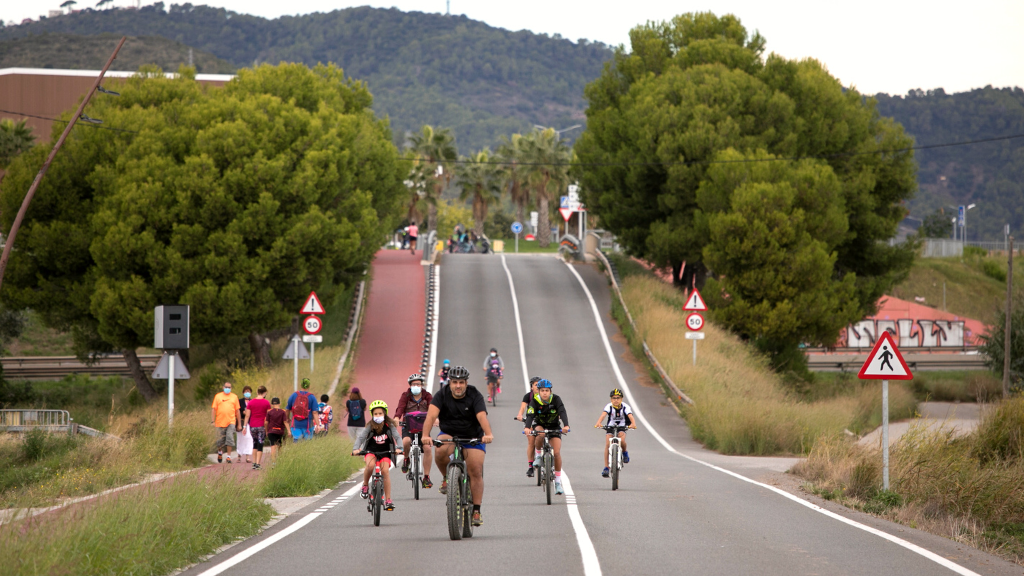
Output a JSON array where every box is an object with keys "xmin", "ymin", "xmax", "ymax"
[
  {"xmin": 523, "ymin": 379, "xmax": 570, "ymax": 494},
  {"xmin": 351, "ymin": 400, "xmax": 402, "ymax": 511},
  {"xmin": 437, "ymin": 359, "xmax": 451, "ymax": 386},
  {"xmin": 515, "ymin": 376, "xmax": 542, "ymax": 477},
  {"xmin": 593, "ymin": 388, "xmax": 637, "ymax": 477}
]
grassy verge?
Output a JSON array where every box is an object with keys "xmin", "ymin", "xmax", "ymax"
[
  {"xmin": 496, "ymin": 241, "xmax": 560, "ymax": 253},
  {"xmin": 0, "ymin": 473, "xmax": 273, "ymax": 576},
  {"xmin": 259, "ymin": 432, "xmax": 361, "ymax": 497},
  {"xmin": 5, "ymin": 310, "xmax": 75, "ymax": 356},
  {"xmin": 816, "ymin": 370, "xmax": 1003, "ymax": 403},
  {"xmin": 612, "ymin": 268, "xmax": 917, "ymax": 455},
  {"xmin": 891, "ymin": 250, "xmax": 1024, "ymax": 322},
  {"xmin": 794, "ymin": 398, "xmax": 1024, "ymax": 565}
]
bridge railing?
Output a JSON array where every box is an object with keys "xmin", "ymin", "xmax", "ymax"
[{"xmin": 0, "ymin": 409, "xmax": 70, "ymax": 432}]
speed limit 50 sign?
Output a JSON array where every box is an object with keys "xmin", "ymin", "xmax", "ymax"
[
  {"xmin": 685, "ymin": 313, "xmax": 704, "ymax": 331},
  {"xmin": 303, "ymin": 315, "xmax": 323, "ymax": 335}
]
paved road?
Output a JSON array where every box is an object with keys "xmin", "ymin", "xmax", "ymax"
[{"xmin": 183, "ymin": 255, "xmax": 1020, "ymax": 576}]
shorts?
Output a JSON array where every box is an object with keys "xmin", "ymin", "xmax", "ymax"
[
  {"xmin": 292, "ymin": 426, "xmax": 313, "ymax": 441},
  {"xmin": 486, "ymin": 376, "xmax": 499, "ymax": 384},
  {"xmin": 267, "ymin": 433, "xmax": 284, "ymax": 447},
  {"xmin": 460, "ymin": 442, "xmax": 486, "ymax": 453},
  {"xmin": 250, "ymin": 426, "xmax": 267, "ymax": 451},
  {"xmin": 364, "ymin": 454, "xmax": 393, "ymax": 469},
  {"xmin": 215, "ymin": 425, "xmax": 236, "ymax": 449}
]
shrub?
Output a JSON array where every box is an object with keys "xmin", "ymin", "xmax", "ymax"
[
  {"xmin": 259, "ymin": 432, "xmax": 360, "ymax": 497},
  {"xmin": 971, "ymin": 398, "xmax": 1024, "ymax": 464},
  {"xmin": 982, "ymin": 260, "xmax": 1007, "ymax": 282}
]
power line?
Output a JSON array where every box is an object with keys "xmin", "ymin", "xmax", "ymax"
[
  {"xmin": 0, "ymin": 108, "xmax": 138, "ymax": 133},
  {"xmin": 408, "ymin": 132, "xmax": 1024, "ymax": 168}
]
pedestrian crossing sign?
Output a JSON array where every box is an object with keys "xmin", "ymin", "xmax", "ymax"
[{"xmin": 858, "ymin": 331, "xmax": 913, "ymax": 380}]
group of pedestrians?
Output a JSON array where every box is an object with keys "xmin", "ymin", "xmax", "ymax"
[{"xmin": 210, "ymin": 377, "xmax": 335, "ymax": 469}]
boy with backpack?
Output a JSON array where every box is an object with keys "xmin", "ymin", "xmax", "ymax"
[
  {"xmin": 315, "ymin": 394, "xmax": 333, "ymax": 437},
  {"xmin": 287, "ymin": 378, "xmax": 320, "ymax": 442}
]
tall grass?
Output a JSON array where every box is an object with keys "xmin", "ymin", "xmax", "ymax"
[
  {"xmin": 619, "ymin": 274, "xmax": 917, "ymax": 455},
  {"xmin": 0, "ymin": 473, "xmax": 273, "ymax": 576},
  {"xmin": 259, "ymin": 432, "xmax": 361, "ymax": 497}
]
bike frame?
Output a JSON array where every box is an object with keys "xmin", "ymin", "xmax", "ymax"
[{"xmin": 433, "ymin": 437, "xmax": 480, "ymax": 540}]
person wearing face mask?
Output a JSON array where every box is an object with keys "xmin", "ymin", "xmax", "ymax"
[
  {"xmin": 211, "ymin": 381, "xmax": 242, "ymax": 464},
  {"xmin": 352, "ymin": 401, "xmax": 402, "ymax": 510},
  {"xmin": 437, "ymin": 359, "xmax": 451, "ymax": 386},
  {"xmin": 236, "ymin": 386, "xmax": 254, "ymax": 464},
  {"xmin": 394, "ymin": 373, "xmax": 434, "ymax": 488},
  {"xmin": 482, "ymin": 348, "xmax": 504, "ymax": 403}
]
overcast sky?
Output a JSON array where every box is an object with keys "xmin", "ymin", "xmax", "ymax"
[{"xmin": 4, "ymin": 0, "xmax": 1022, "ymax": 95}]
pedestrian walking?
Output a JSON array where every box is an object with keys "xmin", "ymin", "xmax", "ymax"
[
  {"xmin": 408, "ymin": 222, "xmax": 419, "ymax": 254},
  {"xmin": 211, "ymin": 382, "xmax": 241, "ymax": 463},
  {"xmin": 244, "ymin": 386, "xmax": 271, "ymax": 470},
  {"xmin": 287, "ymin": 378, "xmax": 320, "ymax": 442},
  {"xmin": 265, "ymin": 397, "xmax": 290, "ymax": 465},
  {"xmin": 315, "ymin": 394, "xmax": 333, "ymax": 437},
  {"xmin": 345, "ymin": 387, "xmax": 367, "ymax": 441},
  {"xmin": 237, "ymin": 385, "xmax": 254, "ymax": 463}
]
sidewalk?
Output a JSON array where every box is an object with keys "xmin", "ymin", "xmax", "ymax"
[
  {"xmin": 344, "ymin": 249, "xmax": 425, "ymax": 431},
  {"xmin": 858, "ymin": 401, "xmax": 990, "ymax": 448}
]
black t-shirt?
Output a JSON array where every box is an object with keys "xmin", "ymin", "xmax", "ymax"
[
  {"xmin": 366, "ymin": 426, "xmax": 395, "ymax": 455},
  {"xmin": 522, "ymin": 393, "xmax": 531, "ymax": 404},
  {"xmin": 431, "ymin": 384, "xmax": 487, "ymax": 439}
]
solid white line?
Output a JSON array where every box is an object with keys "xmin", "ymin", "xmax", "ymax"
[
  {"xmin": 426, "ymin": 265, "xmax": 441, "ymax": 394},
  {"xmin": 502, "ymin": 255, "xmax": 602, "ymax": 576},
  {"xmin": 195, "ymin": 482, "xmax": 363, "ymax": 576},
  {"xmin": 561, "ymin": 261, "xmax": 980, "ymax": 576}
]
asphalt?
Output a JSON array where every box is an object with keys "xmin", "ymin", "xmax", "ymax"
[{"xmin": 181, "ymin": 255, "xmax": 1023, "ymax": 576}]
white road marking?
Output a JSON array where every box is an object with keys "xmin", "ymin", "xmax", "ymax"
[
  {"xmin": 562, "ymin": 261, "xmax": 980, "ymax": 576},
  {"xmin": 426, "ymin": 264, "xmax": 441, "ymax": 394},
  {"xmin": 502, "ymin": 254, "xmax": 602, "ymax": 576},
  {"xmin": 195, "ymin": 482, "xmax": 362, "ymax": 576}
]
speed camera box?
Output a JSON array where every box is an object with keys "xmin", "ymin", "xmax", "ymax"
[{"xmin": 154, "ymin": 305, "xmax": 190, "ymax": 349}]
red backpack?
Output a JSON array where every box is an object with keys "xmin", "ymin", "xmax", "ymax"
[{"xmin": 292, "ymin": 390, "xmax": 311, "ymax": 420}]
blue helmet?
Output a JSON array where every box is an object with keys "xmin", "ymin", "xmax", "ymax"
[
  {"xmin": 443, "ymin": 359, "xmax": 450, "ymax": 365},
  {"xmin": 537, "ymin": 379, "xmax": 553, "ymax": 389}
]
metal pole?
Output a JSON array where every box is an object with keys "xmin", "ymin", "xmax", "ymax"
[
  {"xmin": 943, "ymin": 281, "xmax": 946, "ymax": 312},
  {"xmin": 693, "ymin": 340, "xmax": 697, "ymax": 366},
  {"xmin": 1005, "ymin": 236, "xmax": 1014, "ymax": 399},
  {"xmin": 882, "ymin": 379, "xmax": 889, "ymax": 491},
  {"xmin": 515, "ymin": 232, "xmax": 519, "ymax": 253},
  {"xmin": 293, "ymin": 336, "xmax": 299, "ymax": 392},
  {"xmin": 310, "ymin": 342, "xmax": 315, "ymax": 373},
  {"xmin": 168, "ymin": 352, "xmax": 175, "ymax": 429},
  {"xmin": 0, "ymin": 36, "xmax": 127, "ymax": 294}
]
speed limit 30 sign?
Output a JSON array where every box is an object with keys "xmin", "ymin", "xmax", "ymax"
[
  {"xmin": 686, "ymin": 313, "xmax": 704, "ymax": 331},
  {"xmin": 303, "ymin": 315, "xmax": 323, "ymax": 335}
]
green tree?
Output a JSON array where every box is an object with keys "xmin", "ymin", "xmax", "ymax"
[
  {"xmin": 496, "ymin": 133, "xmax": 530, "ymax": 225},
  {"xmin": 980, "ymin": 294, "xmax": 1024, "ymax": 391},
  {"xmin": 575, "ymin": 12, "xmax": 916, "ymax": 331},
  {"xmin": 920, "ymin": 208, "xmax": 953, "ymax": 238},
  {"xmin": 523, "ymin": 128, "xmax": 571, "ymax": 246},
  {"xmin": 407, "ymin": 125, "xmax": 457, "ymax": 232},
  {"xmin": 456, "ymin": 149, "xmax": 502, "ymax": 237},
  {"xmin": 0, "ymin": 63, "xmax": 405, "ymax": 401},
  {"xmin": 0, "ymin": 119, "xmax": 35, "ymax": 169}
]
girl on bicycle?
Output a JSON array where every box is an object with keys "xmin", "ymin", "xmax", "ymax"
[
  {"xmin": 594, "ymin": 388, "xmax": 637, "ymax": 477},
  {"xmin": 437, "ymin": 359, "xmax": 451, "ymax": 386},
  {"xmin": 523, "ymin": 379, "xmax": 570, "ymax": 495},
  {"xmin": 352, "ymin": 400, "xmax": 402, "ymax": 511}
]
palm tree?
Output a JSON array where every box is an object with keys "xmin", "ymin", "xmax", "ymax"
[
  {"xmin": 407, "ymin": 125, "xmax": 457, "ymax": 233},
  {"xmin": 522, "ymin": 128, "xmax": 571, "ymax": 247},
  {"xmin": 496, "ymin": 133, "xmax": 530, "ymax": 226},
  {"xmin": 456, "ymin": 149, "xmax": 502, "ymax": 238},
  {"xmin": 95, "ymin": 0, "xmax": 112, "ymax": 8},
  {"xmin": 0, "ymin": 119, "xmax": 35, "ymax": 170},
  {"xmin": 60, "ymin": 0, "xmax": 77, "ymax": 13}
]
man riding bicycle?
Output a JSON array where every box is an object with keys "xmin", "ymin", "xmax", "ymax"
[
  {"xmin": 594, "ymin": 388, "xmax": 637, "ymax": 478},
  {"xmin": 394, "ymin": 373, "xmax": 434, "ymax": 489},
  {"xmin": 482, "ymin": 348, "xmax": 503, "ymax": 403},
  {"xmin": 523, "ymin": 379, "xmax": 570, "ymax": 495},
  {"xmin": 515, "ymin": 376, "xmax": 542, "ymax": 477},
  {"xmin": 420, "ymin": 366, "xmax": 493, "ymax": 527}
]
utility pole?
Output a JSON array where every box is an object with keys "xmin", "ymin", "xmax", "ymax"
[{"xmin": 1004, "ymin": 236, "xmax": 1014, "ymax": 399}]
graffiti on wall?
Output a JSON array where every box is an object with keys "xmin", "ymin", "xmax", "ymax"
[{"xmin": 842, "ymin": 319, "xmax": 968, "ymax": 348}]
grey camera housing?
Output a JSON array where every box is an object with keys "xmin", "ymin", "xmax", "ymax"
[{"xmin": 154, "ymin": 305, "xmax": 190, "ymax": 349}]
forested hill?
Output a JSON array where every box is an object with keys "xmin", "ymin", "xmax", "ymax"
[
  {"xmin": 875, "ymin": 87, "xmax": 1024, "ymax": 241},
  {"xmin": 0, "ymin": 32, "xmax": 235, "ymax": 73},
  {"xmin": 0, "ymin": 4, "xmax": 613, "ymax": 151}
]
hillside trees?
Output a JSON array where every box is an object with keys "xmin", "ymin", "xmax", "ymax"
[
  {"xmin": 0, "ymin": 119, "xmax": 34, "ymax": 169},
  {"xmin": 0, "ymin": 63, "xmax": 405, "ymax": 400},
  {"xmin": 574, "ymin": 12, "xmax": 917, "ymax": 370},
  {"xmin": 456, "ymin": 150, "xmax": 502, "ymax": 238}
]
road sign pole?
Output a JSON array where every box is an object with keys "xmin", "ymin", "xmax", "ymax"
[
  {"xmin": 693, "ymin": 340, "xmax": 697, "ymax": 366},
  {"xmin": 310, "ymin": 342, "xmax": 315, "ymax": 373},
  {"xmin": 293, "ymin": 336, "xmax": 299, "ymax": 392},
  {"xmin": 882, "ymin": 379, "xmax": 889, "ymax": 491},
  {"xmin": 516, "ymin": 232, "xmax": 519, "ymax": 253},
  {"xmin": 168, "ymin": 352, "xmax": 175, "ymax": 429}
]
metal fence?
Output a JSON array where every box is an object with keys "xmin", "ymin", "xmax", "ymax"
[
  {"xmin": 921, "ymin": 239, "xmax": 963, "ymax": 258},
  {"xmin": 0, "ymin": 409, "xmax": 70, "ymax": 432}
]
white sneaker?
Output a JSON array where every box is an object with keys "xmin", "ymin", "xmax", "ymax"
[{"xmin": 554, "ymin": 480, "xmax": 564, "ymax": 495}]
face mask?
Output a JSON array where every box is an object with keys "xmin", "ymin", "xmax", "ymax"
[
  {"xmin": 410, "ymin": 386, "xmax": 422, "ymax": 395},
  {"xmin": 490, "ymin": 352, "xmax": 496, "ymax": 357},
  {"xmin": 223, "ymin": 388, "xmax": 231, "ymax": 395},
  {"xmin": 372, "ymin": 415, "xmax": 385, "ymax": 424},
  {"xmin": 243, "ymin": 392, "xmax": 251, "ymax": 399}
]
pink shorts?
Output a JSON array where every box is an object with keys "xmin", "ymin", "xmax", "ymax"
[{"xmin": 364, "ymin": 454, "xmax": 393, "ymax": 469}]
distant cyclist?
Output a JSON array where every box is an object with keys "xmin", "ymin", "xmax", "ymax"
[
  {"xmin": 515, "ymin": 376, "xmax": 542, "ymax": 477},
  {"xmin": 524, "ymin": 379, "xmax": 570, "ymax": 495},
  {"xmin": 421, "ymin": 366, "xmax": 493, "ymax": 527},
  {"xmin": 395, "ymin": 373, "xmax": 434, "ymax": 489},
  {"xmin": 482, "ymin": 348, "xmax": 504, "ymax": 403},
  {"xmin": 352, "ymin": 400, "xmax": 402, "ymax": 511},
  {"xmin": 437, "ymin": 359, "xmax": 451, "ymax": 386},
  {"xmin": 594, "ymin": 388, "xmax": 637, "ymax": 478}
]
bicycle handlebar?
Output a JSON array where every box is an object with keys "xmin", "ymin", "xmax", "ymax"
[
  {"xmin": 600, "ymin": 425, "xmax": 632, "ymax": 432},
  {"xmin": 530, "ymin": 429, "xmax": 568, "ymax": 436},
  {"xmin": 432, "ymin": 437, "xmax": 482, "ymax": 447}
]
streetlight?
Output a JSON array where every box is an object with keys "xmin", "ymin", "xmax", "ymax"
[{"xmin": 965, "ymin": 203, "xmax": 977, "ymax": 246}]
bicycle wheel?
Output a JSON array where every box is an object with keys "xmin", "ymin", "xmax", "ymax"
[
  {"xmin": 462, "ymin": 477, "xmax": 474, "ymax": 538},
  {"xmin": 372, "ymin": 480, "xmax": 383, "ymax": 526},
  {"xmin": 446, "ymin": 465, "xmax": 463, "ymax": 540},
  {"xmin": 412, "ymin": 447, "xmax": 421, "ymax": 500},
  {"xmin": 536, "ymin": 456, "xmax": 542, "ymax": 486},
  {"xmin": 610, "ymin": 444, "xmax": 620, "ymax": 491},
  {"xmin": 544, "ymin": 451, "xmax": 553, "ymax": 505}
]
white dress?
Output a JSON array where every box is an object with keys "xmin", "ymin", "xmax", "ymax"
[{"xmin": 237, "ymin": 424, "xmax": 254, "ymax": 456}]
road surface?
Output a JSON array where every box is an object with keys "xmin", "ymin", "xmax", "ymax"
[{"xmin": 182, "ymin": 255, "xmax": 1020, "ymax": 576}]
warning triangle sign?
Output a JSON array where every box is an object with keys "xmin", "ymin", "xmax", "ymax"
[
  {"xmin": 858, "ymin": 331, "xmax": 913, "ymax": 380},
  {"xmin": 683, "ymin": 288, "xmax": 708, "ymax": 311},
  {"xmin": 300, "ymin": 291, "xmax": 325, "ymax": 315},
  {"xmin": 559, "ymin": 208, "xmax": 572, "ymax": 222}
]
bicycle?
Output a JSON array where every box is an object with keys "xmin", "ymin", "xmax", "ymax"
[
  {"xmin": 404, "ymin": 412, "xmax": 427, "ymax": 500},
  {"xmin": 354, "ymin": 450, "xmax": 392, "ymax": 526},
  {"xmin": 530, "ymin": 429, "xmax": 567, "ymax": 505},
  {"xmin": 433, "ymin": 437, "xmax": 479, "ymax": 540},
  {"xmin": 602, "ymin": 426, "xmax": 629, "ymax": 491},
  {"xmin": 486, "ymin": 379, "xmax": 498, "ymax": 406}
]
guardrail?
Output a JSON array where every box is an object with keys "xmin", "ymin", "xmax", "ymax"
[
  {"xmin": 1, "ymin": 355, "xmax": 160, "ymax": 381},
  {"xmin": 0, "ymin": 409, "xmax": 116, "ymax": 438},
  {"xmin": 808, "ymin": 354, "xmax": 990, "ymax": 372}
]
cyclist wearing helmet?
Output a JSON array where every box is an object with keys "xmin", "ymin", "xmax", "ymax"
[
  {"xmin": 437, "ymin": 359, "xmax": 451, "ymax": 386},
  {"xmin": 421, "ymin": 365, "xmax": 493, "ymax": 527},
  {"xmin": 352, "ymin": 400, "xmax": 402, "ymax": 511},
  {"xmin": 594, "ymin": 388, "xmax": 637, "ymax": 478},
  {"xmin": 523, "ymin": 379, "xmax": 570, "ymax": 495},
  {"xmin": 515, "ymin": 376, "xmax": 542, "ymax": 477},
  {"xmin": 482, "ymin": 348, "xmax": 504, "ymax": 403},
  {"xmin": 394, "ymin": 373, "xmax": 434, "ymax": 488}
]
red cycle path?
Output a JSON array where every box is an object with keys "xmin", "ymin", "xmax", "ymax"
[{"xmin": 344, "ymin": 249, "xmax": 425, "ymax": 430}]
